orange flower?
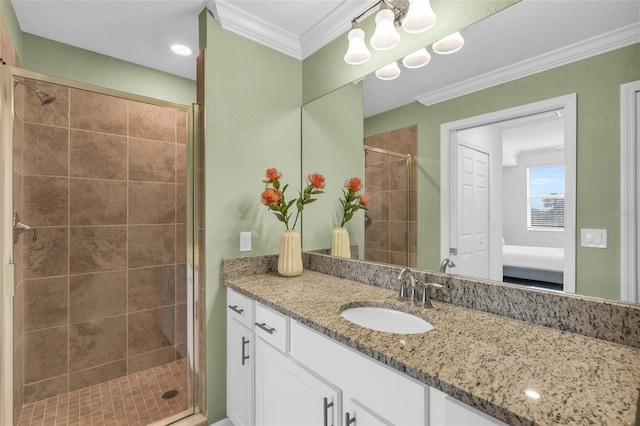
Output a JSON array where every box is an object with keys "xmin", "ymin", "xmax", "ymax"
[
  {"xmin": 261, "ymin": 188, "xmax": 282, "ymax": 206},
  {"xmin": 263, "ymin": 168, "xmax": 282, "ymax": 184},
  {"xmin": 359, "ymin": 194, "xmax": 371, "ymax": 207},
  {"xmin": 308, "ymin": 173, "xmax": 326, "ymax": 190},
  {"xmin": 346, "ymin": 177, "xmax": 362, "ymax": 193}
]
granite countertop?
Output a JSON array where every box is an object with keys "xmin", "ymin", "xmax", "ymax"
[{"xmin": 225, "ymin": 270, "xmax": 640, "ymax": 426}]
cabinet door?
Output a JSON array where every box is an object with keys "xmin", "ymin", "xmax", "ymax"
[
  {"xmin": 227, "ymin": 318, "xmax": 254, "ymax": 426},
  {"xmin": 343, "ymin": 396, "xmax": 393, "ymax": 426},
  {"xmin": 255, "ymin": 338, "xmax": 339, "ymax": 426},
  {"xmin": 429, "ymin": 387, "xmax": 507, "ymax": 426}
]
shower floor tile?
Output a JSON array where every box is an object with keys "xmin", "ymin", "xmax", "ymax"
[{"xmin": 17, "ymin": 359, "xmax": 188, "ymax": 426}]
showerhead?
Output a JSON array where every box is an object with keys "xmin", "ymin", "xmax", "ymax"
[{"xmin": 13, "ymin": 77, "xmax": 56, "ymax": 106}]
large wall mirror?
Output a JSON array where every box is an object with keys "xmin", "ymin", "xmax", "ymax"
[{"xmin": 301, "ymin": 0, "xmax": 640, "ymax": 304}]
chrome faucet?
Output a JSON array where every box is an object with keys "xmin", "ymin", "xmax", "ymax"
[
  {"xmin": 397, "ymin": 268, "xmax": 418, "ymax": 304},
  {"xmin": 439, "ymin": 258, "xmax": 456, "ymax": 273}
]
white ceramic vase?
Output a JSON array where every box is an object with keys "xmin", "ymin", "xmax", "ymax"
[
  {"xmin": 331, "ymin": 226, "xmax": 351, "ymax": 258},
  {"xmin": 278, "ymin": 229, "xmax": 303, "ymax": 277}
]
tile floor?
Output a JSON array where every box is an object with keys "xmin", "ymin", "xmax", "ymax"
[{"xmin": 17, "ymin": 359, "xmax": 189, "ymax": 426}]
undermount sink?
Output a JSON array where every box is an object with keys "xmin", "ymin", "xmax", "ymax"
[{"xmin": 341, "ymin": 306, "xmax": 433, "ymax": 334}]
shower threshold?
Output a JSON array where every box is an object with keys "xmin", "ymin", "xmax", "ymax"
[{"xmin": 17, "ymin": 359, "xmax": 188, "ymax": 426}]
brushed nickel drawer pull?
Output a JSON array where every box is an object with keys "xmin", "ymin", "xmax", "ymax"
[
  {"xmin": 255, "ymin": 322, "xmax": 275, "ymax": 334},
  {"xmin": 345, "ymin": 412, "xmax": 355, "ymax": 425},
  {"xmin": 323, "ymin": 397, "xmax": 334, "ymax": 426},
  {"xmin": 228, "ymin": 305, "xmax": 244, "ymax": 315},
  {"xmin": 241, "ymin": 336, "xmax": 250, "ymax": 366}
]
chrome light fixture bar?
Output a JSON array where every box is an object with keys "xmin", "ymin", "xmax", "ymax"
[{"xmin": 344, "ymin": 0, "xmax": 436, "ymax": 65}]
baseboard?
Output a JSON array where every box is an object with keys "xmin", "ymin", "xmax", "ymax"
[{"xmin": 210, "ymin": 418, "xmax": 233, "ymax": 426}]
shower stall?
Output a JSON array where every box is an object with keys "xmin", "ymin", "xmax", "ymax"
[
  {"xmin": 364, "ymin": 125, "xmax": 417, "ymax": 267},
  {"xmin": 0, "ymin": 67, "xmax": 204, "ymax": 426}
]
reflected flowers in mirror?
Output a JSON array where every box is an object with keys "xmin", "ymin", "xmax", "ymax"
[{"xmin": 340, "ymin": 177, "xmax": 371, "ymax": 226}]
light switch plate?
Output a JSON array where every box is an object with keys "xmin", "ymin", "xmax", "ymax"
[
  {"xmin": 240, "ymin": 232, "xmax": 251, "ymax": 252},
  {"xmin": 580, "ymin": 228, "xmax": 607, "ymax": 248}
]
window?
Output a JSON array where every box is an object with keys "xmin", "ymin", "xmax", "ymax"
[{"xmin": 527, "ymin": 165, "xmax": 565, "ymax": 229}]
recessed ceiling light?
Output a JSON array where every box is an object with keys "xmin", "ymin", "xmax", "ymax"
[{"xmin": 171, "ymin": 44, "xmax": 192, "ymax": 56}]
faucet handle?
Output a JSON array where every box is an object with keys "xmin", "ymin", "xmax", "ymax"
[{"xmin": 421, "ymin": 282, "xmax": 444, "ymax": 308}]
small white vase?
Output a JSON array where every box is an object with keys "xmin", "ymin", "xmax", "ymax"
[
  {"xmin": 278, "ymin": 229, "xmax": 303, "ymax": 277},
  {"xmin": 331, "ymin": 226, "xmax": 351, "ymax": 258}
]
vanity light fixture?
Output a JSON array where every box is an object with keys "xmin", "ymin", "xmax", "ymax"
[
  {"xmin": 344, "ymin": 0, "xmax": 436, "ymax": 64},
  {"xmin": 402, "ymin": 47, "xmax": 431, "ymax": 68},
  {"xmin": 432, "ymin": 31, "xmax": 465, "ymax": 54},
  {"xmin": 170, "ymin": 44, "xmax": 192, "ymax": 56}
]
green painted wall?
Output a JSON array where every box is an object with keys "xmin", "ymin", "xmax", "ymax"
[
  {"xmin": 199, "ymin": 10, "xmax": 303, "ymax": 422},
  {"xmin": 21, "ymin": 34, "xmax": 195, "ymax": 105},
  {"xmin": 302, "ymin": 0, "xmax": 519, "ymax": 104},
  {"xmin": 364, "ymin": 44, "xmax": 640, "ymax": 300},
  {"xmin": 302, "ymin": 82, "xmax": 364, "ymax": 252},
  {"xmin": 0, "ymin": 0, "xmax": 23, "ymax": 60}
]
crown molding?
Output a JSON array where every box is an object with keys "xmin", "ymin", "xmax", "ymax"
[
  {"xmin": 209, "ymin": 1, "xmax": 303, "ymax": 60},
  {"xmin": 416, "ymin": 24, "xmax": 640, "ymax": 107}
]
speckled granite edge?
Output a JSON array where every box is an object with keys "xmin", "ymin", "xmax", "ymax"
[{"xmin": 223, "ymin": 252, "xmax": 640, "ymax": 349}]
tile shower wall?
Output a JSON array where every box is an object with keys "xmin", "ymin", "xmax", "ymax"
[
  {"xmin": 17, "ymin": 82, "xmax": 188, "ymax": 405},
  {"xmin": 364, "ymin": 125, "xmax": 417, "ymax": 266}
]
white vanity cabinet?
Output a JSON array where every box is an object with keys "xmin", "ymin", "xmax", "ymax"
[
  {"xmin": 226, "ymin": 288, "xmax": 506, "ymax": 426},
  {"xmin": 226, "ymin": 290, "xmax": 255, "ymax": 426}
]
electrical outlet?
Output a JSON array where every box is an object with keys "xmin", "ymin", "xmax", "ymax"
[{"xmin": 240, "ymin": 232, "xmax": 251, "ymax": 252}]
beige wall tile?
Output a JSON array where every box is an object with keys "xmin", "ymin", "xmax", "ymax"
[
  {"xmin": 176, "ymin": 110, "xmax": 187, "ymax": 145},
  {"xmin": 389, "ymin": 125, "xmax": 417, "ymax": 156},
  {"xmin": 128, "ymin": 138, "xmax": 175, "ymax": 183},
  {"xmin": 24, "ymin": 326, "xmax": 68, "ymax": 383},
  {"xmin": 128, "ymin": 101, "xmax": 176, "ymax": 142},
  {"xmin": 69, "ymin": 271, "xmax": 127, "ymax": 323},
  {"xmin": 70, "ymin": 179, "xmax": 127, "ymax": 225},
  {"xmin": 13, "ymin": 116, "xmax": 23, "ymax": 175},
  {"xmin": 176, "ymin": 225, "xmax": 186, "ymax": 264},
  {"xmin": 69, "ymin": 316, "xmax": 127, "ymax": 372},
  {"xmin": 175, "ymin": 303, "xmax": 187, "ymax": 344},
  {"xmin": 127, "ymin": 347, "xmax": 176, "ymax": 374},
  {"xmin": 128, "ymin": 265, "xmax": 176, "ymax": 312},
  {"xmin": 69, "ymin": 360, "xmax": 127, "ymax": 392},
  {"xmin": 128, "ymin": 225, "xmax": 175, "ymax": 268},
  {"xmin": 69, "ymin": 130, "xmax": 127, "ymax": 180},
  {"xmin": 24, "ymin": 277, "xmax": 68, "ymax": 331},
  {"xmin": 23, "ymin": 176, "xmax": 68, "ymax": 226},
  {"xmin": 176, "ymin": 184, "xmax": 186, "ymax": 224},
  {"xmin": 389, "ymin": 190, "xmax": 409, "ymax": 222},
  {"xmin": 175, "ymin": 264, "xmax": 187, "ymax": 304},
  {"xmin": 23, "ymin": 124, "xmax": 69, "ymax": 176},
  {"xmin": 69, "ymin": 226, "xmax": 127, "ymax": 274},
  {"xmin": 69, "ymin": 88, "xmax": 127, "ymax": 135},
  {"xmin": 365, "ymin": 132, "xmax": 389, "ymax": 150},
  {"xmin": 389, "ymin": 158, "xmax": 408, "ymax": 190},
  {"xmin": 23, "ymin": 376, "xmax": 68, "ymax": 405},
  {"xmin": 176, "ymin": 144, "xmax": 186, "ymax": 184},
  {"xmin": 13, "ymin": 280, "xmax": 23, "ymax": 349},
  {"xmin": 13, "ymin": 338, "xmax": 24, "ymax": 421},
  {"xmin": 128, "ymin": 306, "xmax": 175, "ymax": 356},
  {"xmin": 128, "ymin": 182, "xmax": 175, "ymax": 224},
  {"xmin": 24, "ymin": 227, "xmax": 68, "ymax": 279},
  {"xmin": 389, "ymin": 221, "xmax": 408, "ymax": 252}
]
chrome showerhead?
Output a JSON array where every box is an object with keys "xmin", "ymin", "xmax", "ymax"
[{"xmin": 13, "ymin": 76, "xmax": 56, "ymax": 106}]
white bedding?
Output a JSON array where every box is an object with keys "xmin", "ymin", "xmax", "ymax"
[{"xmin": 502, "ymin": 245, "xmax": 564, "ymax": 271}]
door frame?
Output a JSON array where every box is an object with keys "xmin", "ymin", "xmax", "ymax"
[
  {"xmin": 620, "ymin": 80, "xmax": 640, "ymax": 303},
  {"xmin": 441, "ymin": 94, "xmax": 576, "ymax": 293}
]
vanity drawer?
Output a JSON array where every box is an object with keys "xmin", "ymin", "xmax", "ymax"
[
  {"xmin": 227, "ymin": 288, "xmax": 254, "ymax": 328},
  {"xmin": 254, "ymin": 303, "xmax": 288, "ymax": 352}
]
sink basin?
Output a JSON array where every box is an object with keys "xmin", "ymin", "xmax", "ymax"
[{"xmin": 341, "ymin": 306, "xmax": 433, "ymax": 334}]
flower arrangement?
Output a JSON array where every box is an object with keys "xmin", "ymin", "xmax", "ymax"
[
  {"xmin": 261, "ymin": 168, "xmax": 325, "ymax": 230},
  {"xmin": 339, "ymin": 177, "xmax": 371, "ymax": 227}
]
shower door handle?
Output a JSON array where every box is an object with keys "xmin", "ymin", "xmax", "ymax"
[{"xmin": 13, "ymin": 213, "xmax": 37, "ymax": 243}]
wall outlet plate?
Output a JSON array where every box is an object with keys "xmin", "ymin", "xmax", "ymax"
[{"xmin": 240, "ymin": 232, "xmax": 251, "ymax": 252}]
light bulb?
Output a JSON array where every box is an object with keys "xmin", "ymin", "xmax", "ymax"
[
  {"xmin": 370, "ymin": 8, "xmax": 400, "ymax": 51},
  {"xmin": 344, "ymin": 25, "xmax": 371, "ymax": 65},
  {"xmin": 432, "ymin": 31, "xmax": 465, "ymax": 55},
  {"xmin": 375, "ymin": 62, "xmax": 401, "ymax": 80},
  {"xmin": 402, "ymin": 47, "xmax": 431, "ymax": 68},
  {"xmin": 402, "ymin": 0, "xmax": 436, "ymax": 33}
]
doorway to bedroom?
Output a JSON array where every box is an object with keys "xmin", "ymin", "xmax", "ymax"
[{"xmin": 440, "ymin": 95, "xmax": 576, "ymax": 294}]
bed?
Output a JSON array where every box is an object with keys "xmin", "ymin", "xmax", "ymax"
[{"xmin": 502, "ymin": 245, "xmax": 564, "ymax": 284}]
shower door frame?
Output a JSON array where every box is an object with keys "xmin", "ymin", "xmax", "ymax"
[
  {"xmin": 0, "ymin": 65, "xmax": 202, "ymax": 426},
  {"xmin": 363, "ymin": 145, "xmax": 415, "ymax": 267}
]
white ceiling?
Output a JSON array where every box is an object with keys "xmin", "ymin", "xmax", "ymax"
[{"xmin": 10, "ymin": 0, "xmax": 640, "ymax": 116}]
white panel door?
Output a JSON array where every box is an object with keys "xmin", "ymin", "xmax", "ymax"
[{"xmin": 457, "ymin": 145, "xmax": 490, "ymax": 279}]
